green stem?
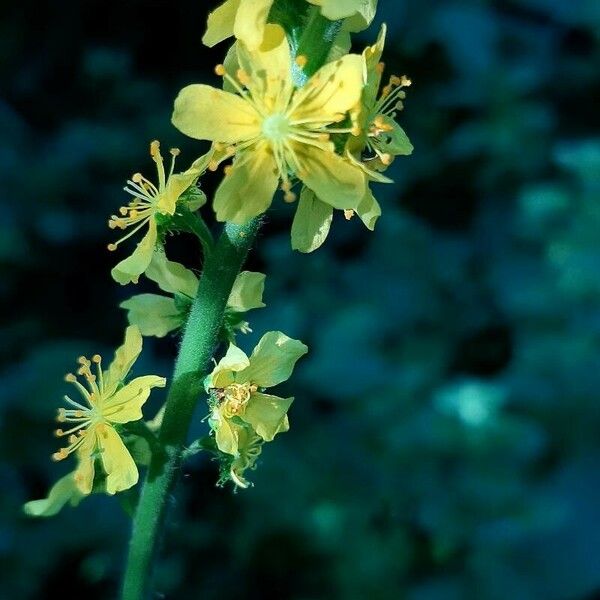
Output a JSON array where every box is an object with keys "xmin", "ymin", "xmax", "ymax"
[
  {"xmin": 121, "ymin": 217, "xmax": 261, "ymax": 600},
  {"xmin": 173, "ymin": 210, "xmax": 214, "ymax": 258}
]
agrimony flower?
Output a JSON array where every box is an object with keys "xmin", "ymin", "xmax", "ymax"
[
  {"xmin": 50, "ymin": 326, "xmax": 165, "ymax": 495},
  {"xmin": 173, "ymin": 24, "xmax": 366, "ymax": 224},
  {"xmin": 121, "ymin": 249, "xmax": 265, "ymax": 338},
  {"xmin": 206, "ymin": 331, "xmax": 307, "ymax": 456},
  {"xmin": 108, "ymin": 141, "xmax": 210, "ymax": 285}
]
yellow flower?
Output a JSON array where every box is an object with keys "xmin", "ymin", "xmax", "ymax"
[
  {"xmin": 206, "ymin": 332, "xmax": 307, "ymax": 456},
  {"xmin": 348, "ymin": 24, "xmax": 413, "ymax": 176},
  {"xmin": 108, "ymin": 141, "xmax": 210, "ymax": 285},
  {"xmin": 172, "ymin": 24, "xmax": 366, "ymax": 224},
  {"xmin": 51, "ymin": 326, "xmax": 166, "ymax": 495}
]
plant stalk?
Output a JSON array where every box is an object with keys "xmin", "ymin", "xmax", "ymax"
[{"xmin": 121, "ymin": 217, "xmax": 261, "ymax": 600}]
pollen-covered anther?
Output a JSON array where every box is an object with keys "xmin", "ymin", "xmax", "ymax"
[
  {"xmin": 51, "ymin": 449, "xmax": 68, "ymax": 462},
  {"xmin": 92, "ymin": 354, "xmax": 101, "ymax": 364},
  {"xmin": 150, "ymin": 140, "xmax": 161, "ymax": 156},
  {"xmin": 236, "ymin": 69, "xmax": 250, "ymax": 86},
  {"xmin": 344, "ymin": 209, "xmax": 355, "ymax": 220},
  {"xmin": 214, "ymin": 64, "xmax": 226, "ymax": 76},
  {"xmin": 170, "ymin": 148, "xmax": 181, "ymax": 157},
  {"xmin": 65, "ymin": 373, "xmax": 77, "ymax": 383},
  {"xmin": 107, "ymin": 243, "xmax": 118, "ymax": 251},
  {"xmin": 223, "ymin": 164, "xmax": 233, "ymax": 176},
  {"xmin": 381, "ymin": 153, "xmax": 393, "ymax": 165},
  {"xmin": 284, "ymin": 191, "xmax": 297, "ymax": 203},
  {"xmin": 351, "ymin": 125, "xmax": 361, "ymax": 136},
  {"xmin": 132, "ymin": 172, "xmax": 143, "ymax": 184},
  {"xmin": 208, "ymin": 160, "xmax": 219, "ymax": 172},
  {"xmin": 295, "ymin": 55, "xmax": 307, "ymax": 68},
  {"xmin": 54, "ymin": 428, "xmax": 64, "ymax": 437}
]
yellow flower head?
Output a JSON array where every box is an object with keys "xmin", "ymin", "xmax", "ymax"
[
  {"xmin": 206, "ymin": 331, "xmax": 307, "ymax": 456},
  {"xmin": 108, "ymin": 141, "xmax": 209, "ymax": 285},
  {"xmin": 173, "ymin": 24, "xmax": 366, "ymax": 224},
  {"xmin": 52, "ymin": 326, "xmax": 166, "ymax": 495}
]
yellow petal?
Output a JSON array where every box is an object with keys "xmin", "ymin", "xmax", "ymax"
[
  {"xmin": 227, "ymin": 271, "xmax": 266, "ymax": 312},
  {"xmin": 172, "ymin": 84, "xmax": 261, "ymax": 144},
  {"xmin": 146, "ymin": 249, "xmax": 198, "ymax": 298},
  {"xmin": 202, "ymin": 0, "xmax": 240, "ymax": 47},
  {"xmin": 242, "ymin": 392, "xmax": 293, "ymax": 441},
  {"xmin": 236, "ymin": 23, "xmax": 293, "ymax": 107},
  {"xmin": 297, "ymin": 145, "xmax": 366, "ymax": 209},
  {"xmin": 363, "ymin": 24, "xmax": 386, "ymax": 109},
  {"xmin": 111, "ymin": 220, "xmax": 158, "ymax": 286},
  {"xmin": 214, "ymin": 144, "xmax": 279, "ymax": 224},
  {"xmin": 290, "ymin": 54, "xmax": 364, "ymax": 124},
  {"xmin": 103, "ymin": 375, "xmax": 166, "ymax": 424},
  {"xmin": 97, "ymin": 425, "xmax": 139, "ymax": 495},
  {"xmin": 210, "ymin": 343, "xmax": 251, "ymax": 389},
  {"xmin": 355, "ymin": 188, "xmax": 382, "ymax": 230},
  {"xmin": 23, "ymin": 472, "xmax": 85, "ymax": 517},
  {"xmin": 213, "ymin": 411, "xmax": 240, "ymax": 455},
  {"xmin": 291, "ymin": 186, "xmax": 333, "ymax": 253},
  {"xmin": 234, "ymin": 0, "xmax": 275, "ymax": 50},
  {"xmin": 103, "ymin": 325, "xmax": 143, "ymax": 397},
  {"xmin": 74, "ymin": 432, "xmax": 97, "ymax": 495}
]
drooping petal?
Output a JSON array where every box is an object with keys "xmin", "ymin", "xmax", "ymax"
[
  {"xmin": 308, "ymin": 0, "xmax": 377, "ymax": 26},
  {"xmin": 120, "ymin": 294, "xmax": 183, "ymax": 338},
  {"xmin": 213, "ymin": 144, "xmax": 279, "ymax": 224},
  {"xmin": 111, "ymin": 220, "xmax": 158, "ymax": 286},
  {"xmin": 238, "ymin": 331, "xmax": 308, "ymax": 388},
  {"xmin": 23, "ymin": 473, "xmax": 85, "ymax": 517},
  {"xmin": 211, "ymin": 343, "xmax": 251, "ymax": 389},
  {"xmin": 355, "ymin": 189, "xmax": 382, "ymax": 230},
  {"xmin": 363, "ymin": 24, "xmax": 386, "ymax": 110},
  {"xmin": 172, "ymin": 84, "xmax": 261, "ymax": 144},
  {"xmin": 291, "ymin": 186, "xmax": 333, "ymax": 253},
  {"xmin": 202, "ymin": 0, "xmax": 240, "ymax": 47},
  {"xmin": 103, "ymin": 325, "xmax": 143, "ymax": 397},
  {"xmin": 234, "ymin": 0, "xmax": 275, "ymax": 51},
  {"xmin": 296, "ymin": 145, "xmax": 366, "ymax": 210},
  {"xmin": 236, "ymin": 23, "xmax": 293, "ymax": 109},
  {"xmin": 146, "ymin": 249, "xmax": 199, "ymax": 298},
  {"xmin": 290, "ymin": 54, "xmax": 364, "ymax": 124},
  {"xmin": 97, "ymin": 425, "xmax": 139, "ymax": 495},
  {"xmin": 73, "ymin": 433, "xmax": 97, "ymax": 495},
  {"xmin": 228, "ymin": 271, "xmax": 266, "ymax": 312},
  {"xmin": 213, "ymin": 410, "xmax": 240, "ymax": 455},
  {"xmin": 242, "ymin": 392, "xmax": 293, "ymax": 441},
  {"xmin": 103, "ymin": 375, "xmax": 166, "ymax": 424}
]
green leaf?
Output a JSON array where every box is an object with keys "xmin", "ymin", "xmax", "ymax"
[
  {"xmin": 239, "ymin": 331, "xmax": 308, "ymax": 388},
  {"xmin": 120, "ymin": 294, "xmax": 183, "ymax": 338},
  {"xmin": 145, "ymin": 249, "xmax": 198, "ymax": 298},
  {"xmin": 228, "ymin": 271, "xmax": 266, "ymax": 312},
  {"xmin": 291, "ymin": 187, "xmax": 333, "ymax": 253}
]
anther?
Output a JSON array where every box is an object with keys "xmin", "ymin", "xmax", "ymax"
[
  {"xmin": 236, "ymin": 69, "xmax": 250, "ymax": 86},
  {"xmin": 150, "ymin": 140, "xmax": 160, "ymax": 156},
  {"xmin": 376, "ymin": 62, "xmax": 385, "ymax": 74},
  {"xmin": 65, "ymin": 373, "xmax": 77, "ymax": 383},
  {"xmin": 107, "ymin": 243, "xmax": 117, "ymax": 251},
  {"xmin": 344, "ymin": 209, "xmax": 355, "ymax": 220},
  {"xmin": 214, "ymin": 64, "xmax": 226, "ymax": 76},
  {"xmin": 132, "ymin": 173, "xmax": 143, "ymax": 183},
  {"xmin": 284, "ymin": 191, "xmax": 297, "ymax": 203},
  {"xmin": 295, "ymin": 55, "xmax": 307, "ymax": 68},
  {"xmin": 54, "ymin": 429, "xmax": 64, "ymax": 437},
  {"xmin": 170, "ymin": 147, "xmax": 181, "ymax": 157},
  {"xmin": 223, "ymin": 164, "xmax": 233, "ymax": 176},
  {"xmin": 92, "ymin": 354, "xmax": 101, "ymax": 363},
  {"xmin": 381, "ymin": 153, "xmax": 393, "ymax": 165},
  {"xmin": 208, "ymin": 161, "xmax": 219, "ymax": 172}
]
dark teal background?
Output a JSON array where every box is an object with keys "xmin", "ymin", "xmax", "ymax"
[{"xmin": 1, "ymin": 0, "xmax": 600, "ymax": 598}]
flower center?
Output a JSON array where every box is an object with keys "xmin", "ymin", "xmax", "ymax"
[
  {"xmin": 221, "ymin": 382, "xmax": 256, "ymax": 418},
  {"xmin": 261, "ymin": 113, "xmax": 291, "ymax": 143}
]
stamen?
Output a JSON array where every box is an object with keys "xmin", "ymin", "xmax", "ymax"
[
  {"xmin": 214, "ymin": 64, "xmax": 226, "ymax": 76},
  {"xmin": 295, "ymin": 55, "xmax": 307, "ymax": 68}
]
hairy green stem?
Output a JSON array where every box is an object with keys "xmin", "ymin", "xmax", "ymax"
[{"xmin": 121, "ymin": 217, "xmax": 261, "ymax": 600}]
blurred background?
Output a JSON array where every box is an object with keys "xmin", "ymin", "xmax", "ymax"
[{"xmin": 1, "ymin": 0, "xmax": 600, "ymax": 598}]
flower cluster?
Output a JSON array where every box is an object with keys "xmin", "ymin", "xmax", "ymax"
[{"xmin": 25, "ymin": 0, "xmax": 409, "ymax": 514}]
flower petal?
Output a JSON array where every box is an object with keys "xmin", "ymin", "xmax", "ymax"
[
  {"xmin": 210, "ymin": 343, "xmax": 251, "ymax": 389},
  {"xmin": 172, "ymin": 84, "xmax": 261, "ymax": 144},
  {"xmin": 290, "ymin": 53, "xmax": 364, "ymax": 124},
  {"xmin": 242, "ymin": 392, "xmax": 293, "ymax": 441},
  {"xmin": 234, "ymin": 0, "xmax": 275, "ymax": 50},
  {"xmin": 74, "ymin": 433, "xmax": 97, "ymax": 495},
  {"xmin": 213, "ymin": 410, "xmax": 240, "ymax": 455},
  {"xmin": 97, "ymin": 425, "xmax": 139, "ymax": 495},
  {"xmin": 111, "ymin": 220, "xmax": 157, "ymax": 286},
  {"xmin": 120, "ymin": 294, "xmax": 183, "ymax": 338},
  {"xmin": 236, "ymin": 23, "xmax": 293, "ymax": 106},
  {"xmin": 202, "ymin": 0, "xmax": 240, "ymax": 47},
  {"xmin": 214, "ymin": 144, "xmax": 279, "ymax": 223},
  {"xmin": 239, "ymin": 331, "xmax": 308, "ymax": 388},
  {"xmin": 297, "ymin": 145, "xmax": 366, "ymax": 209},
  {"xmin": 363, "ymin": 24, "xmax": 386, "ymax": 109},
  {"xmin": 356, "ymin": 188, "xmax": 382, "ymax": 230},
  {"xmin": 103, "ymin": 375, "xmax": 166, "ymax": 424},
  {"xmin": 378, "ymin": 115, "xmax": 414, "ymax": 156},
  {"xmin": 23, "ymin": 473, "xmax": 85, "ymax": 517},
  {"xmin": 146, "ymin": 249, "xmax": 198, "ymax": 297},
  {"xmin": 103, "ymin": 325, "xmax": 143, "ymax": 397},
  {"xmin": 228, "ymin": 271, "xmax": 266, "ymax": 312},
  {"xmin": 291, "ymin": 186, "xmax": 333, "ymax": 253}
]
